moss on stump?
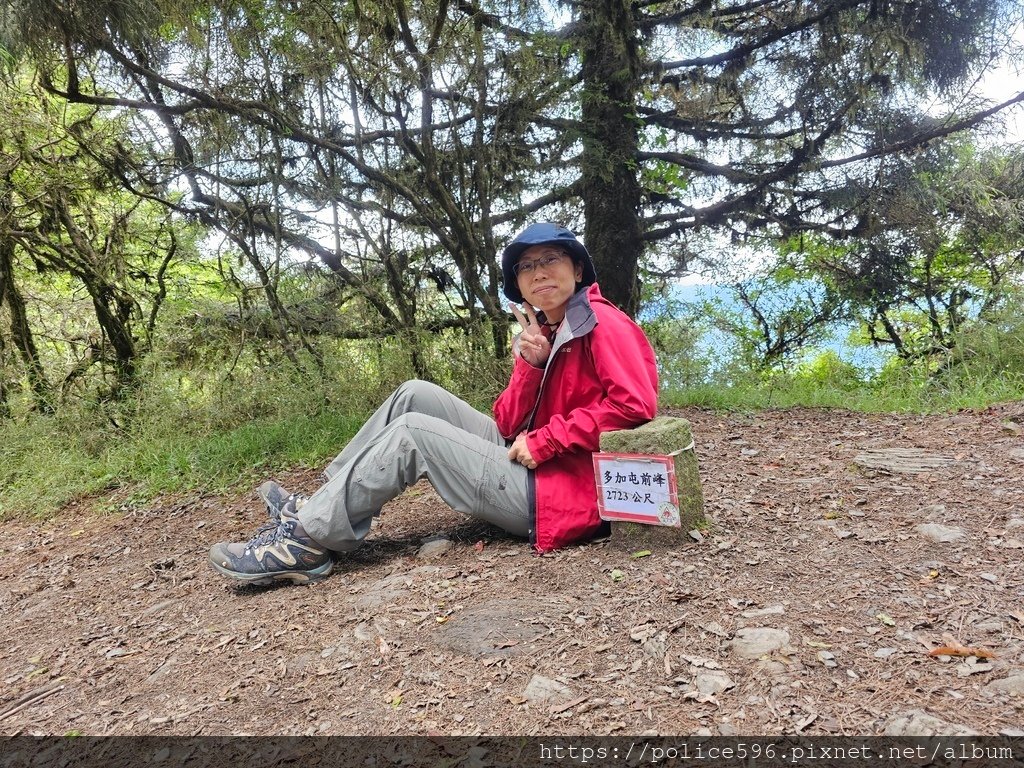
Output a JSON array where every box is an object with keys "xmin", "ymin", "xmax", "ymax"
[{"xmin": 599, "ymin": 416, "xmax": 705, "ymax": 550}]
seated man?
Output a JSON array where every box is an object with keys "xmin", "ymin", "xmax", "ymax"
[{"xmin": 209, "ymin": 223, "xmax": 659, "ymax": 585}]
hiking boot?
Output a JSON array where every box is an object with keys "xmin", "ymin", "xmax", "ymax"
[
  {"xmin": 208, "ymin": 505, "xmax": 332, "ymax": 585},
  {"xmin": 257, "ymin": 480, "xmax": 293, "ymax": 519}
]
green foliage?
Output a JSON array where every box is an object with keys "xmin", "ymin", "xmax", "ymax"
[
  {"xmin": 0, "ymin": 67, "xmax": 200, "ymax": 407},
  {"xmin": 639, "ymin": 288, "xmax": 714, "ymax": 390},
  {"xmin": 643, "ymin": 316, "xmax": 712, "ymax": 391},
  {"xmin": 5, "ymin": 0, "xmax": 1018, "ymax": 328},
  {"xmin": 792, "ymin": 350, "xmax": 864, "ymax": 391},
  {"xmin": 700, "ymin": 261, "xmax": 850, "ymax": 370},
  {"xmin": 951, "ymin": 296, "xmax": 1024, "ymax": 373},
  {"xmin": 0, "ymin": 360, "xmax": 364, "ymax": 519},
  {"xmin": 660, "ymin": 362, "xmax": 1024, "ymax": 414},
  {"xmin": 793, "ymin": 141, "xmax": 1024, "ymax": 362},
  {"xmin": 875, "ymin": 289, "xmax": 1024, "ymax": 400},
  {"xmin": 659, "ymin": 295, "xmax": 1024, "ymax": 413},
  {"xmin": 0, "ymin": 312, "xmax": 512, "ymax": 518}
]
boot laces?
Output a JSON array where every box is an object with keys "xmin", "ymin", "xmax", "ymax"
[{"xmin": 246, "ymin": 516, "xmax": 295, "ymax": 549}]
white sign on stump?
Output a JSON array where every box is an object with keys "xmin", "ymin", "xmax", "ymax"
[{"xmin": 592, "ymin": 452, "xmax": 680, "ymax": 527}]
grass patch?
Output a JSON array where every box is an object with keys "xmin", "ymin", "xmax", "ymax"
[
  {"xmin": 0, "ymin": 409, "xmax": 366, "ymax": 520},
  {"xmin": 0, "ymin": 334, "xmax": 510, "ymax": 520}
]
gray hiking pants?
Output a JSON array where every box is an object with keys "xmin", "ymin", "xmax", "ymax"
[{"xmin": 297, "ymin": 379, "xmax": 532, "ymax": 551}]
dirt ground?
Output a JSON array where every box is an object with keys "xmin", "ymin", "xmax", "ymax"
[{"xmin": 2, "ymin": 404, "xmax": 1023, "ymax": 737}]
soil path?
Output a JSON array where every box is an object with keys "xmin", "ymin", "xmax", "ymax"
[{"xmin": 2, "ymin": 405, "xmax": 1023, "ymax": 736}]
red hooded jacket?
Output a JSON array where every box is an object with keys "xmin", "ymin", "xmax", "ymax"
[{"xmin": 493, "ymin": 283, "xmax": 659, "ymax": 551}]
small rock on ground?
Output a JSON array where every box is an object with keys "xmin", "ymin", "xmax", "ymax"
[
  {"xmin": 915, "ymin": 523, "xmax": 966, "ymax": 543},
  {"xmin": 982, "ymin": 674, "xmax": 1024, "ymax": 698},
  {"xmin": 523, "ymin": 674, "xmax": 573, "ymax": 704},
  {"xmin": 728, "ymin": 627, "xmax": 791, "ymax": 658},
  {"xmin": 883, "ymin": 710, "xmax": 979, "ymax": 736},
  {"xmin": 693, "ymin": 670, "xmax": 735, "ymax": 696},
  {"xmin": 416, "ymin": 538, "xmax": 454, "ymax": 559}
]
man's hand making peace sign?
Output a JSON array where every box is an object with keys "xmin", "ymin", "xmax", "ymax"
[{"xmin": 510, "ymin": 303, "xmax": 552, "ymax": 368}]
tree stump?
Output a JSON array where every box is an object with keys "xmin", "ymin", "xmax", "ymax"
[{"xmin": 599, "ymin": 416, "xmax": 705, "ymax": 550}]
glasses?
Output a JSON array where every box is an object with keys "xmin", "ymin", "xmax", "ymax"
[{"xmin": 514, "ymin": 251, "xmax": 570, "ymax": 276}]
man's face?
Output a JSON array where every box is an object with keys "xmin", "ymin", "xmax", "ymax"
[{"xmin": 515, "ymin": 245, "xmax": 583, "ymax": 316}]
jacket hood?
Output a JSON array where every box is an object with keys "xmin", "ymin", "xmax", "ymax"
[{"xmin": 501, "ymin": 223, "xmax": 597, "ymax": 303}]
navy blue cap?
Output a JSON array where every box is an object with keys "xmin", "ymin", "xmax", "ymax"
[{"xmin": 500, "ymin": 222, "xmax": 597, "ymax": 303}]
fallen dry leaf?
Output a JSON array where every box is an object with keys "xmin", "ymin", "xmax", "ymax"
[
  {"xmin": 550, "ymin": 695, "xmax": 588, "ymax": 714},
  {"xmin": 927, "ymin": 640, "xmax": 996, "ymax": 659}
]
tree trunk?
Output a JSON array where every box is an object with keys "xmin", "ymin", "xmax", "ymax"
[
  {"xmin": 88, "ymin": 287, "xmax": 138, "ymax": 398},
  {"xmin": 0, "ymin": 330, "xmax": 10, "ymax": 419},
  {"xmin": 579, "ymin": 0, "xmax": 644, "ymax": 318},
  {"xmin": 0, "ymin": 226, "xmax": 52, "ymax": 413}
]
